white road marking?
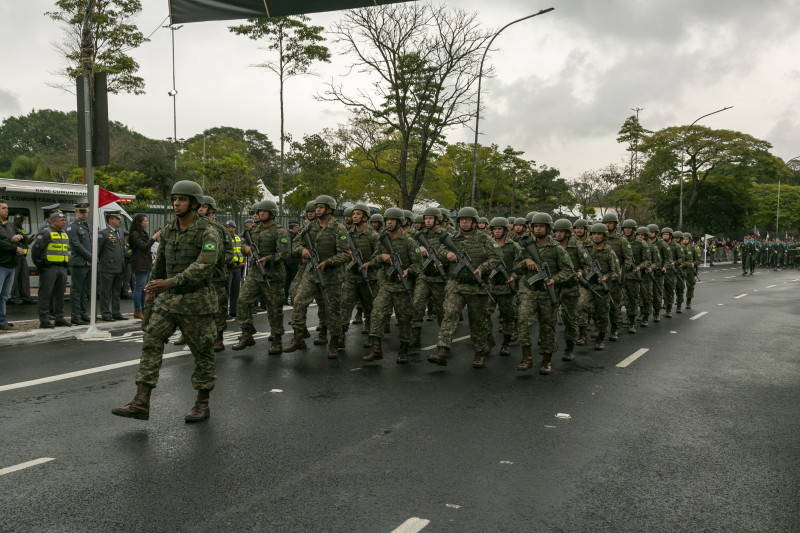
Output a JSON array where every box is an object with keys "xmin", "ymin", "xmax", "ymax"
[
  {"xmin": 718, "ymin": 303, "xmax": 724, "ymax": 306},
  {"xmin": 724, "ymin": 276, "xmax": 735, "ymax": 279},
  {"xmin": 391, "ymin": 518, "xmax": 430, "ymax": 533},
  {"xmin": 734, "ymin": 294, "xmax": 747, "ymax": 299},
  {"xmin": 690, "ymin": 311, "xmax": 708, "ymax": 321},
  {"xmin": 499, "ymin": 461, "xmax": 514, "ymax": 464},
  {"xmin": 422, "ymin": 335, "xmax": 470, "ymax": 351},
  {"xmin": 0, "ymin": 458, "xmax": 55, "ymax": 477},
  {"xmin": 616, "ymin": 348, "xmax": 649, "ymax": 368},
  {"xmin": 0, "ymin": 351, "xmax": 190, "ymax": 393},
  {"xmin": 766, "ymin": 284, "xmax": 777, "ymax": 288},
  {"xmin": 445, "ymin": 504, "xmax": 462, "ymax": 509}
]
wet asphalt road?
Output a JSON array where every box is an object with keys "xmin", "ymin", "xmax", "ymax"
[{"xmin": 1, "ymin": 266, "xmax": 799, "ymax": 532}]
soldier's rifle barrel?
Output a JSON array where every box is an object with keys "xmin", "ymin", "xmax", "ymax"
[
  {"xmin": 380, "ymin": 231, "xmax": 414, "ymax": 301},
  {"xmin": 438, "ymin": 233, "xmax": 496, "ymax": 304},
  {"xmin": 521, "ymin": 238, "xmax": 559, "ymax": 308},
  {"xmin": 243, "ymin": 229, "xmax": 271, "ymax": 288}
]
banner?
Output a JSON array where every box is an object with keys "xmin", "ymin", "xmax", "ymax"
[
  {"xmin": 98, "ymin": 187, "xmax": 121, "ymax": 208},
  {"xmin": 168, "ymin": 0, "xmax": 413, "ymax": 24}
]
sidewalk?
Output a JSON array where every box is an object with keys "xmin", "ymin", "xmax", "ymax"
[{"xmin": 0, "ymin": 315, "xmax": 141, "ymax": 348}]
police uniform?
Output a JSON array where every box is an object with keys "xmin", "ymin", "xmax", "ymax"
[
  {"xmin": 30, "ymin": 211, "xmax": 69, "ymax": 326},
  {"xmin": 226, "ymin": 221, "xmax": 244, "ymax": 318},
  {"xmin": 97, "ymin": 211, "xmax": 127, "ymax": 320},
  {"xmin": 38, "ymin": 203, "xmax": 60, "ymax": 232},
  {"xmin": 10, "ymin": 216, "xmax": 33, "ymax": 304},
  {"xmin": 66, "ymin": 202, "xmax": 92, "ymax": 323}
]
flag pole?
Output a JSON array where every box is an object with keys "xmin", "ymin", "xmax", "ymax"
[{"xmin": 80, "ymin": 184, "xmax": 110, "ymax": 340}]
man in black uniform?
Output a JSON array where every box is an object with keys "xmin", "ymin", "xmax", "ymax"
[
  {"xmin": 66, "ymin": 200, "xmax": 93, "ymax": 324},
  {"xmin": 10, "ymin": 214, "xmax": 34, "ymax": 305},
  {"xmin": 31, "ymin": 211, "xmax": 71, "ymax": 328},
  {"xmin": 97, "ymin": 211, "xmax": 127, "ymax": 321}
]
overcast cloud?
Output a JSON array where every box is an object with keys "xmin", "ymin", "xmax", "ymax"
[{"xmin": 1, "ymin": 0, "xmax": 798, "ymax": 183}]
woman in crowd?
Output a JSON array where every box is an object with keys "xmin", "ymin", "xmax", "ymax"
[{"xmin": 128, "ymin": 214, "xmax": 161, "ymax": 319}]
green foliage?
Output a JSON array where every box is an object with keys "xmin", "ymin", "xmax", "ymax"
[
  {"xmin": 749, "ymin": 183, "xmax": 800, "ymax": 234},
  {"xmin": 0, "ymin": 109, "xmax": 78, "ymax": 181},
  {"xmin": 46, "ymin": 0, "xmax": 148, "ymax": 94}
]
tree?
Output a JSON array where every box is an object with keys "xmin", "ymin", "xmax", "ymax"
[
  {"xmin": 45, "ymin": 0, "xmax": 148, "ymax": 94},
  {"xmin": 617, "ymin": 113, "xmax": 650, "ymax": 181},
  {"xmin": 285, "ymin": 133, "xmax": 344, "ymax": 207},
  {"xmin": 0, "ymin": 109, "xmax": 78, "ymax": 181},
  {"xmin": 180, "ymin": 134, "xmax": 260, "ymax": 207},
  {"xmin": 322, "ymin": 3, "xmax": 490, "ymax": 209},
  {"xmin": 749, "ymin": 183, "xmax": 800, "ymax": 235},
  {"xmin": 229, "ymin": 16, "xmax": 331, "ymax": 215}
]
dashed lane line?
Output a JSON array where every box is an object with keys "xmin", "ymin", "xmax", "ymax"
[
  {"xmin": 690, "ymin": 311, "xmax": 708, "ymax": 321},
  {"xmin": 616, "ymin": 348, "xmax": 649, "ymax": 368},
  {"xmin": 391, "ymin": 517, "xmax": 430, "ymax": 533},
  {"xmin": 766, "ymin": 284, "xmax": 777, "ymax": 288},
  {"xmin": 0, "ymin": 458, "xmax": 55, "ymax": 477},
  {"xmin": 421, "ymin": 335, "xmax": 470, "ymax": 352},
  {"xmin": 734, "ymin": 294, "xmax": 748, "ymax": 299}
]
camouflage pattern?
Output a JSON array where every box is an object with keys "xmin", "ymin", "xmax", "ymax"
[
  {"xmin": 488, "ymin": 237, "xmax": 523, "ymax": 336},
  {"xmin": 682, "ymin": 242, "xmax": 696, "ymax": 300},
  {"xmin": 623, "ymin": 235, "xmax": 647, "ymax": 322},
  {"xmin": 669, "ymin": 241, "xmax": 686, "ymax": 307},
  {"xmin": 650, "ymin": 234, "xmax": 671, "ymax": 312},
  {"xmin": 412, "ymin": 225, "xmax": 448, "ymax": 329},
  {"xmin": 207, "ymin": 217, "xmax": 234, "ymax": 333},
  {"xmin": 638, "ymin": 238, "xmax": 658, "ymax": 319},
  {"xmin": 340, "ymin": 224, "xmax": 380, "ymax": 332},
  {"xmin": 605, "ymin": 232, "xmax": 633, "ymax": 328},
  {"xmin": 561, "ymin": 236, "xmax": 592, "ymax": 342},
  {"xmin": 579, "ymin": 245, "xmax": 620, "ymax": 333}
]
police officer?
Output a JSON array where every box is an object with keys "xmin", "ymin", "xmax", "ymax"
[
  {"xmin": 31, "ymin": 210, "xmax": 70, "ymax": 328},
  {"xmin": 226, "ymin": 220, "xmax": 244, "ymax": 318},
  {"xmin": 112, "ymin": 180, "xmax": 220, "ymax": 423},
  {"xmin": 10, "ymin": 214, "xmax": 34, "ymax": 305},
  {"xmin": 66, "ymin": 200, "xmax": 92, "ymax": 324},
  {"xmin": 97, "ymin": 210, "xmax": 127, "ymax": 321},
  {"xmin": 38, "ymin": 203, "xmax": 60, "ymax": 232}
]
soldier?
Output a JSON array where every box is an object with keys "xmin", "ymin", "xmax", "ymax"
[
  {"xmin": 97, "ymin": 210, "xmax": 127, "ymax": 321},
  {"xmin": 38, "ymin": 203, "xmax": 60, "ymax": 232},
  {"xmin": 343, "ymin": 207, "xmax": 354, "ymax": 231},
  {"xmin": 477, "ymin": 217, "xmax": 489, "ymax": 234},
  {"xmin": 369, "ymin": 213, "xmax": 384, "ymax": 233},
  {"xmin": 553, "ymin": 218, "xmax": 591, "ymax": 361},
  {"xmin": 514, "ymin": 213, "xmax": 574, "ymax": 374},
  {"xmin": 339, "ymin": 203, "xmax": 379, "ymax": 344},
  {"xmin": 232, "ymin": 200, "xmax": 290, "ymax": 355},
  {"xmin": 439, "ymin": 208, "xmax": 455, "ymax": 234},
  {"xmin": 226, "ymin": 220, "xmax": 244, "ymax": 317},
  {"xmin": 621, "ymin": 218, "xmax": 646, "ymax": 334},
  {"xmin": 196, "ymin": 196, "xmax": 233, "ymax": 352},
  {"xmin": 411, "ymin": 207, "xmax": 448, "ymax": 346},
  {"xmin": 648, "ymin": 223, "xmax": 671, "ymax": 322},
  {"xmin": 363, "ymin": 208, "xmax": 422, "ymax": 364},
  {"xmin": 488, "ymin": 217, "xmax": 522, "ymax": 357},
  {"xmin": 112, "ymin": 180, "xmax": 220, "ymax": 423},
  {"xmin": 285, "ymin": 195, "xmax": 350, "ymax": 358},
  {"xmin": 10, "ymin": 213, "xmax": 35, "ymax": 305},
  {"xmin": 428, "ymin": 207, "xmax": 501, "ymax": 368},
  {"xmin": 660, "ymin": 227, "xmax": 678, "ymax": 318},
  {"xmin": 582, "ymin": 223, "xmax": 620, "ymax": 350},
  {"xmin": 636, "ymin": 226, "xmax": 660, "ymax": 327},
  {"xmin": 66, "ymin": 200, "xmax": 92, "ymax": 325},
  {"xmin": 602, "ymin": 212, "xmax": 633, "ymax": 341},
  {"xmin": 285, "ymin": 221, "xmax": 301, "ymax": 305},
  {"xmin": 670, "ymin": 231, "xmax": 687, "ymax": 313},
  {"xmin": 510, "ymin": 217, "xmax": 528, "ymax": 242},
  {"xmin": 30, "ymin": 211, "xmax": 71, "ymax": 328},
  {"xmin": 681, "ymin": 232, "xmax": 697, "ymax": 309},
  {"xmin": 413, "ymin": 214, "xmax": 424, "ymax": 233},
  {"xmin": 573, "ymin": 219, "xmax": 595, "ymax": 346}
]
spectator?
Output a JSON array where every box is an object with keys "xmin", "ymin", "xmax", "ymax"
[
  {"xmin": 10, "ymin": 213, "xmax": 34, "ymax": 305},
  {"xmin": 128, "ymin": 214, "xmax": 161, "ymax": 320},
  {"xmin": 0, "ymin": 199, "xmax": 25, "ymax": 330}
]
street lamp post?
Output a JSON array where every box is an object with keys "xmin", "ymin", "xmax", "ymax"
[
  {"xmin": 470, "ymin": 8, "xmax": 554, "ymax": 207},
  {"xmin": 164, "ymin": 24, "xmax": 183, "ymax": 172},
  {"xmin": 678, "ymin": 106, "xmax": 733, "ymax": 230}
]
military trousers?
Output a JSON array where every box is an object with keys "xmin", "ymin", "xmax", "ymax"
[
  {"xmin": 411, "ymin": 277, "xmax": 446, "ymax": 329},
  {"xmin": 640, "ymin": 276, "xmax": 653, "ymax": 319},
  {"xmin": 212, "ymin": 279, "xmax": 228, "ymax": 333},
  {"xmin": 517, "ymin": 287, "xmax": 558, "ymax": 352},
  {"xmin": 99, "ymin": 271, "xmax": 123, "ymax": 319},
  {"xmin": 237, "ymin": 275, "xmax": 285, "ymax": 336},
  {"xmin": 369, "ymin": 285, "xmax": 413, "ymax": 342},
  {"xmin": 609, "ymin": 279, "xmax": 623, "ymax": 327},
  {"xmin": 291, "ymin": 268, "xmax": 326, "ymax": 328},
  {"xmin": 290, "ymin": 270, "xmax": 343, "ymax": 333},
  {"xmin": 651, "ymin": 272, "xmax": 665, "ymax": 315},
  {"xmin": 491, "ymin": 290, "xmax": 517, "ymax": 334},
  {"xmin": 437, "ymin": 281, "xmax": 491, "ymax": 355},
  {"xmin": 684, "ymin": 269, "xmax": 695, "ymax": 300},
  {"xmin": 69, "ymin": 265, "xmax": 91, "ymax": 319},
  {"xmin": 674, "ymin": 271, "xmax": 685, "ymax": 306},
  {"xmin": 581, "ymin": 285, "xmax": 610, "ymax": 333},
  {"xmin": 577, "ymin": 287, "xmax": 592, "ymax": 329},
  {"xmin": 623, "ymin": 278, "xmax": 641, "ymax": 320},
  {"xmin": 340, "ymin": 276, "xmax": 377, "ymax": 332},
  {"xmin": 38, "ymin": 265, "xmax": 66, "ymax": 323},
  {"xmin": 136, "ymin": 307, "xmax": 216, "ymax": 390},
  {"xmin": 663, "ymin": 271, "xmax": 676, "ymax": 310},
  {"xmin": 557, "ymin": 284, "xmax": 580, "ymax": 342}
]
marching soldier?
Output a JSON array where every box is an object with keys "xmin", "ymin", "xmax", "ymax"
[
  {"xmin": 637, "ymin": 226, "xmax": 660, "ymax": 327},
  {"xmin": 30, "ymin": 211, "xmax": 71, "ymax": 328},
  {"xmin": 478, "ymin": 217, "xmax": 489, "ymax": 234},
  {"xmin": 112, "ymin": 180, "xmax": 220, "ymax": 423},
  {"xmin": 439, "ymin": 208, "xmax": 455, "ymax": 235},
  {"xmin": 670, "ymin": 231, "xmax": 687, "ymax": 313},
  {"xmin": 582, "ymin": 223, "xmax": 620, "ymax": 350},
  {"xmin": 363, "ymin": 208, "xmax": 423, "ymax": 364},
  {"xmin": 197, "ymin": 196, "xmax": 233, "ymax": 351},
  {"xmin": 340, "ymin": 203, "xmax": 380, "ymax": 343},
  {"xmin": 410, "ymin": 207, "xmax": 448, "ymax": 347},
  {"xmin": 66, "ymin": 200, "xmax": 92, "ymax": 325},
  {"xmin": 553, "ymin": 218, "xmax": 591, "ymax": 361},
  {"xmin": 428, "ymin": 207, "xmax": 501, "ymax": 369},
  {"xmin": 510, "ymin": 217, "xmax": 528, "ymax": 242},
  {"xmin": 621, "ymin": 219, "xmax": 646, "ymax": 334},
  {"xmin": 661, "ymin": 227, "xmax": 678, "ymax": 318},
  {"xmin": 602, "ymin": 212, "xmax": 633, "ymax": 341},
  {"xmin": 97, "ymin": 210, "xmax": 127, "ymax": 321},
  {"xmin": 487, "ymin": 217, "xmax": 522, "ymax": 357},
  {"xmin": 648, "ymin": 223, "xmax": 671, "ymax": 322},
  {"xmin": 681, "ymin": 232, "xmax": 697, "ymax": 309},
  {"xmin": 369, "ymin": 213, "xmax": 384, "ymax": 233}
]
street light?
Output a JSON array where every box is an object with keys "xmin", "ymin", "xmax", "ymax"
[
  {"xmin": 678, "ymin": 106, "xmax": 733, "ymax": 230},
  {"xmin": 470, "ymin": 8, "xmax": 554, "ymax": 208},
  {"xmin": 164, "ymin": 24, "xmax": 183, "ymax": 171}
]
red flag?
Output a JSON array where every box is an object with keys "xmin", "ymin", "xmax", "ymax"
[{"xmin": 98, "ymin": 187, "xmax": 121, "ymax": 208}]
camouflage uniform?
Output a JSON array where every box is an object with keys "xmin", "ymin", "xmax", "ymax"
[
  {"xmin": 561, "ymin": 236, "xmax": 592, "ymax": 345},
  {"xmin": 638, "ymin": 237, "xmax": 660, "ymax": 323},
  {"xmin": 605, "ymin": 232, "xmax": 633, "ymax": 330},
  {"xmin": 650, "ymin": 234, "xmax": 672, "ymax": 318},
  {"xmin": 669, "ymin": 240, "xmax": 686, "ymax": 310},
  {"xmin": 575, "ymin": 236, "xmax": 595, "ymax": 333},
  {"xmin": 581, "ymin": 245, "xmax": 620, "ymax": 336},
  {"xmin": 682, "ymin": 242, "xmax": 696, "ymax": 303},
  {"xmin": 488, "ymin": 237, "xmax": 523, "ymax": 344},
  {"xmin": 137, "ymin": 215, "xmax": 220, "ymax": 390},
  {"xmin": 207, "ymin": 217, "xmax": 233, "ymax": 334},
  {"xmin": 411, "ymin": 225, "xmax": 448, "ymax": 329},
  {"xmin": 340, "ymin": 224, "xmax": 380, "ymax": 333},
  {"xmin": 623, "ymin": 234, "xmax": 647, "ymax": 328}
]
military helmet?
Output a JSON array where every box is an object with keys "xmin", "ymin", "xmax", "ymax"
[
  {"xmin": 553, "ymin": 218, "xmax": 573, "ymax": 232},
  {"xmin": 621, "ymin": 218, "xmax": 637, "ymax": 229},
  {"xmin": 343, "ymin": 207, "xmax": 354, "ymax": 217},
  {"xmin": 439, "ymin": 208, "xmax": 451, "ymax": 220},
  {"xmin": 384, "ymin": 207, "xmax": 405, "ymax": 221},
  {"xmin": 305, "ymin": 201, "xmax": 317, "ymax": 213},
  {"xmin": 403, "ymin": 210, "xmax": 414, "ymax": 223},
  {"xmin": 682, "ymin": 232, "xmax": 693, "ymax": 240},
  {"xmin": 673, "ymin": 231, "xmax": 683, "ymax": 239},
  {"xmin": 525, "ymin": 211, "xmax": 538, "ymax": 223},
  {"xmin": 423, "ymin": 206, "xmax": 442, "ymax": 221},
  {"xmin": 602, "ymin": 212, "xmax": 620, "ymax": 223},
  {"xmin": 478, "ymin": 216, "xmax": 489, "ymax": 224},
  {"xmin": 514, "ymin": 217, "xmax": 527, "ymax": 226},
  {"xmin": 661, "ymin": 227, "xmax": 674, "ymax": 236},
  {"xmin": 573, "ymin": 218, "xmax": 590, "ymax": 228},
  {"xmin": 313, "ymin": 195, "xmax": 336, "ymax": 211},
  {"xmin": 255, "ymin": 200, "xmax": 278, "ymax": 218},
  {"xmin": 171, "ymin": 180, "xmax": 204, "ymax": 205},
  {"xmin": 456, "ymin": 206, "xmax": 480, "ymax": 222},
  {"xmin": 414, "ymin": 214, "xmax": 424, "ymax": 224},
  {"xmin": 590, "ymin": 222, "xmax": 609, "ymax": 235},
  {"xmin": 489, "ymin": 216, "xmax": 511, "ymax": 230},
  {"xmin": 351, "ymin": 203, "xmax": 370, "ymax": 217},
  {"xmin": 531, "ymin": 212, "xmax": 554, "ymax": 226},
  {"xmin": 369, "ymin": 213, "xmax": 384, "ymax": 225},
  {"xmin": 647, "ymin": 223, "xmax": 660, "ymax": 233},
  {"xmin": 636, "ymin": 226, "xmax": 650, "ymax": 235},
  {"xmin": 201, "ymin": 196, "xmax": 218, "ymax": 210}
]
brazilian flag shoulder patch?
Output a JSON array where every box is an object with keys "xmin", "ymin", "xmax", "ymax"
[
  {"xmin": 414, "ymin": 247, "xmax": 421, "ymax": 254},
  {"xmin": 492, "ymin": 243, "xmax": 500, "ymax": 248},
  {"xmin": 339, "ymin": 234, "xmax": 348, "ymax": 241},
  {"xmin": 280, "ymin": 237, "xmax": 289, "ymax": 243},
  {"xmin": 203, "ymin": 241, "xmax": 217, "ymax": 251}
]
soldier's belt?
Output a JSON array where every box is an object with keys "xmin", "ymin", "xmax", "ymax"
[
  {"xmin": 169, "ymin": 281, "xmax": 210, "ymax": 295},
  {"xmin": 558, "ymin": 280, "xmax": 577, "ymax": 289}
]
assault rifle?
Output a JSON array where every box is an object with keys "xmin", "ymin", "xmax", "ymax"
[
  {"xmin": 242, "ymin": 229, "xmax": 271, "ymax": 289},
  {"xmin": 490, "ymin": 262, "xmax": 517, "ymax": 294},
  {"xmin": 302, "ymin": 229, "xmax": 331, "ymax": 309},
  {"xmin": 647, "ymin": 270, "xmax": 665, "ymax": 298},
  {"xmin": 583, "ymin": 250, "xmax": 616, "ymax": 306},
  {"xmin": 520, "ymin": 238, "xmax": 559, "ymax": 308},
  {"xmin": 347, "ymin": 231, "xmax": 374, "ymax": 297},
  {"xmin": 379, "ymin": 231, "xmax": 415, "ymax": 301},
  {"xmin": 671, "ymin": 261, "xmax": 685, "ymax": 281},
  {"xmin": 439, "ymin": 233, "xmax": 496, "ymax": 304},
  {"xmin": 414, "ymin": 231, "xmax": 448, "ymax": 281},
  {"xmin": 575, "ymin": 270, "xmax": 605, "ymax": 300}
]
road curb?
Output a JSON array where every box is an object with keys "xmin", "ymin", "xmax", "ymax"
[{"xmin": 0, "ymin": 320, "xmax": 141, "ymax": 348}]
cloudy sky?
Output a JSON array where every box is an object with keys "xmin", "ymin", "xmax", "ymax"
[{"xmin": 1, "ymin": 0, "xmax": 799, "ymax": 183}]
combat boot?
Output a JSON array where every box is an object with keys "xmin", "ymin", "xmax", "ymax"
[
  {"xmin": 327, "ymin": 335, "xmax": 340, "ymax": 359},
  {"xmin": 232, "ymin": 329, "xmax": 255, "ymax": 351},
  {"xmin": 609, "ymin": 325, "xmax": 619, "ymax": 341},
  {"xmin": 472, "ymin": 351, "xmax": 486, "ymax": 369},
  {"xmin": 111, "ymin": 383, "xmax": 152, "ymax": 420},
  {"xmin": 314, "ymin": 326, "xmax": 328, "ymax": 345},
  {"xmin": 595, "ymin": 332, "xmax": 606, "ymax": 351},
  {"xmin": 665, "ymin": 307, "xmax": 672, "ymax": 318},
  {"xmin": 363, "ymin": 337, "xmax": 383, "ymax": 362},
  {"xmin": 303, "ymin": 328, "xmax": 311, "ymax": 338},
  {"xmin": 213, "ymin": 331, "xmax": 225, "ymax": 352},
  {"xmin": 397, "ymin": 341, "xmax": 409, "ymax": 364},
  {"xmin": 184, "ymin": 389, "xmax": 210, "ymax": 423},
  {"xmin": 174, "ymin": 334, "xmax": 186, "ymax": 346},
  {"xmin": 627, "ymin": 318, "xmax": 636, "ymax": 334},
  {"xmin": 283, "ymin": 329, "xmax": 307, "ymax": 352},
  {"xmin": 653, "ymin": 311, "xmax": 661, "ymax": 323},
  {"xmin": 591, "ymin": 329, "xmax": 598, "ymax": 340},
  {"xmin": 517, "ymin": 346, "xmax": 533, "ymax": 371},
  {"xmin": 576, "ymin": 327, "xmax": 587, "ymax": 346},
  {"xmin": 410, "ymin": 327, "xmax": 421, "ymax": 349},
  {"xmin": 562, "ymin": 340, "xmax": 575, "ymax": 361},
  {"xmin": 640, "ymin": 315, "xmax": 649, "ymax": 328},
  {"xmin": 685, "ymin": 299, "xmax": 692, "ymax": 310},
  {"xmin": 352, "ymin": 309, "xmax": 363, "ymax": 325},
  {"xmin": 428, "ymin": 345, "xmax": 448, "ymax": 366},
  {"xmin": 500, "ymin": 335, "xmax": 512, "ymax": 356},
  {"xmin": 539, "ymin": 352, "xmax": 552, "ymax": 375},
  {"xmin": 362, "ymin": 319, "xmax": 370, "ymax": 335},
  {"xmin": 676, "ymin": 303, "xmax": 683, "ymax": 314},
  {"xmin": 268, "ymin": 335, "xmax": 282, "ymax": 355}
]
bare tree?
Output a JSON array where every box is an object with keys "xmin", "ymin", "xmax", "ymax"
[{"xmin": 321, "ymin": 3, "xmax": 490, "ymax": 209}]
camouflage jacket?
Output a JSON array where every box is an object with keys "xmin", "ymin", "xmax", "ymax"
[
  {"xmin": 438, "ymin": 229, "xmax": 502, "ymax": 294},
  {"xmin": 514, "ymin": 236, "xmax": 574, "ymax": 291},
  {"xmin": 247, "ymin": 221, "xmax": 291, "ymax": 280},
  {"xmin": 606, "ymin": 232, "xmax": 634, "ymax": 272},
  {"xmin": 370, "ymin": 230, "xmax": 423, "ymax": 291},
  {"xmin": 584, "ymin": 244, "xmax": 621, "ymax": 282},
  {"xmin": 293, "ymin": 216, "xmax": 351, "ymax": 283},
  {"xmin": 348, "ymin": 224, "xmax": 380, "ymax": 282},
  {"xmin": 488, "ymin": 237, "xmax": 523, "ymax": 295}
]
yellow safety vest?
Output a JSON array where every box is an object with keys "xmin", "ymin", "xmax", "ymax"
[
  {"xmin": 46, "ymin": 231, "xmax": 69, "ymax": 264},
  {"xmin": 20, "ymin": 228, "xmax": 28, "ymax": 255},
  {"xmin": 232, "ymin": 235, "xmax": 244, "ymax": 263}
]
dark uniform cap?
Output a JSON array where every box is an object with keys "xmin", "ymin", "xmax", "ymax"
[
  {"xmin": 74, "ymin": 199, "xmax": 90, "ymax": 209},
  {"xmin": 105, "ymin": 210, "xmax": 122, "ymax": 219},
  {"xmin": 244, "ymin": 218, "xmax": 254, "ymax": 224},
  {"xmin": 226, "ymin": 220, "xmax": 237, "ymax": 228},
  {"xmin": 50, "ymin": 210, "xmax": 66, "ymax": 219},
  {"xmin": 13, "ymin": 213, "xmax": 24, "ymax": 220},
  {"xmin": 42, "ymin": 203, "xmax": 60, "ymax": 212},
  {"xmin": 288, "ymin": 221, "xmax": 300, "ymax": 228}
]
